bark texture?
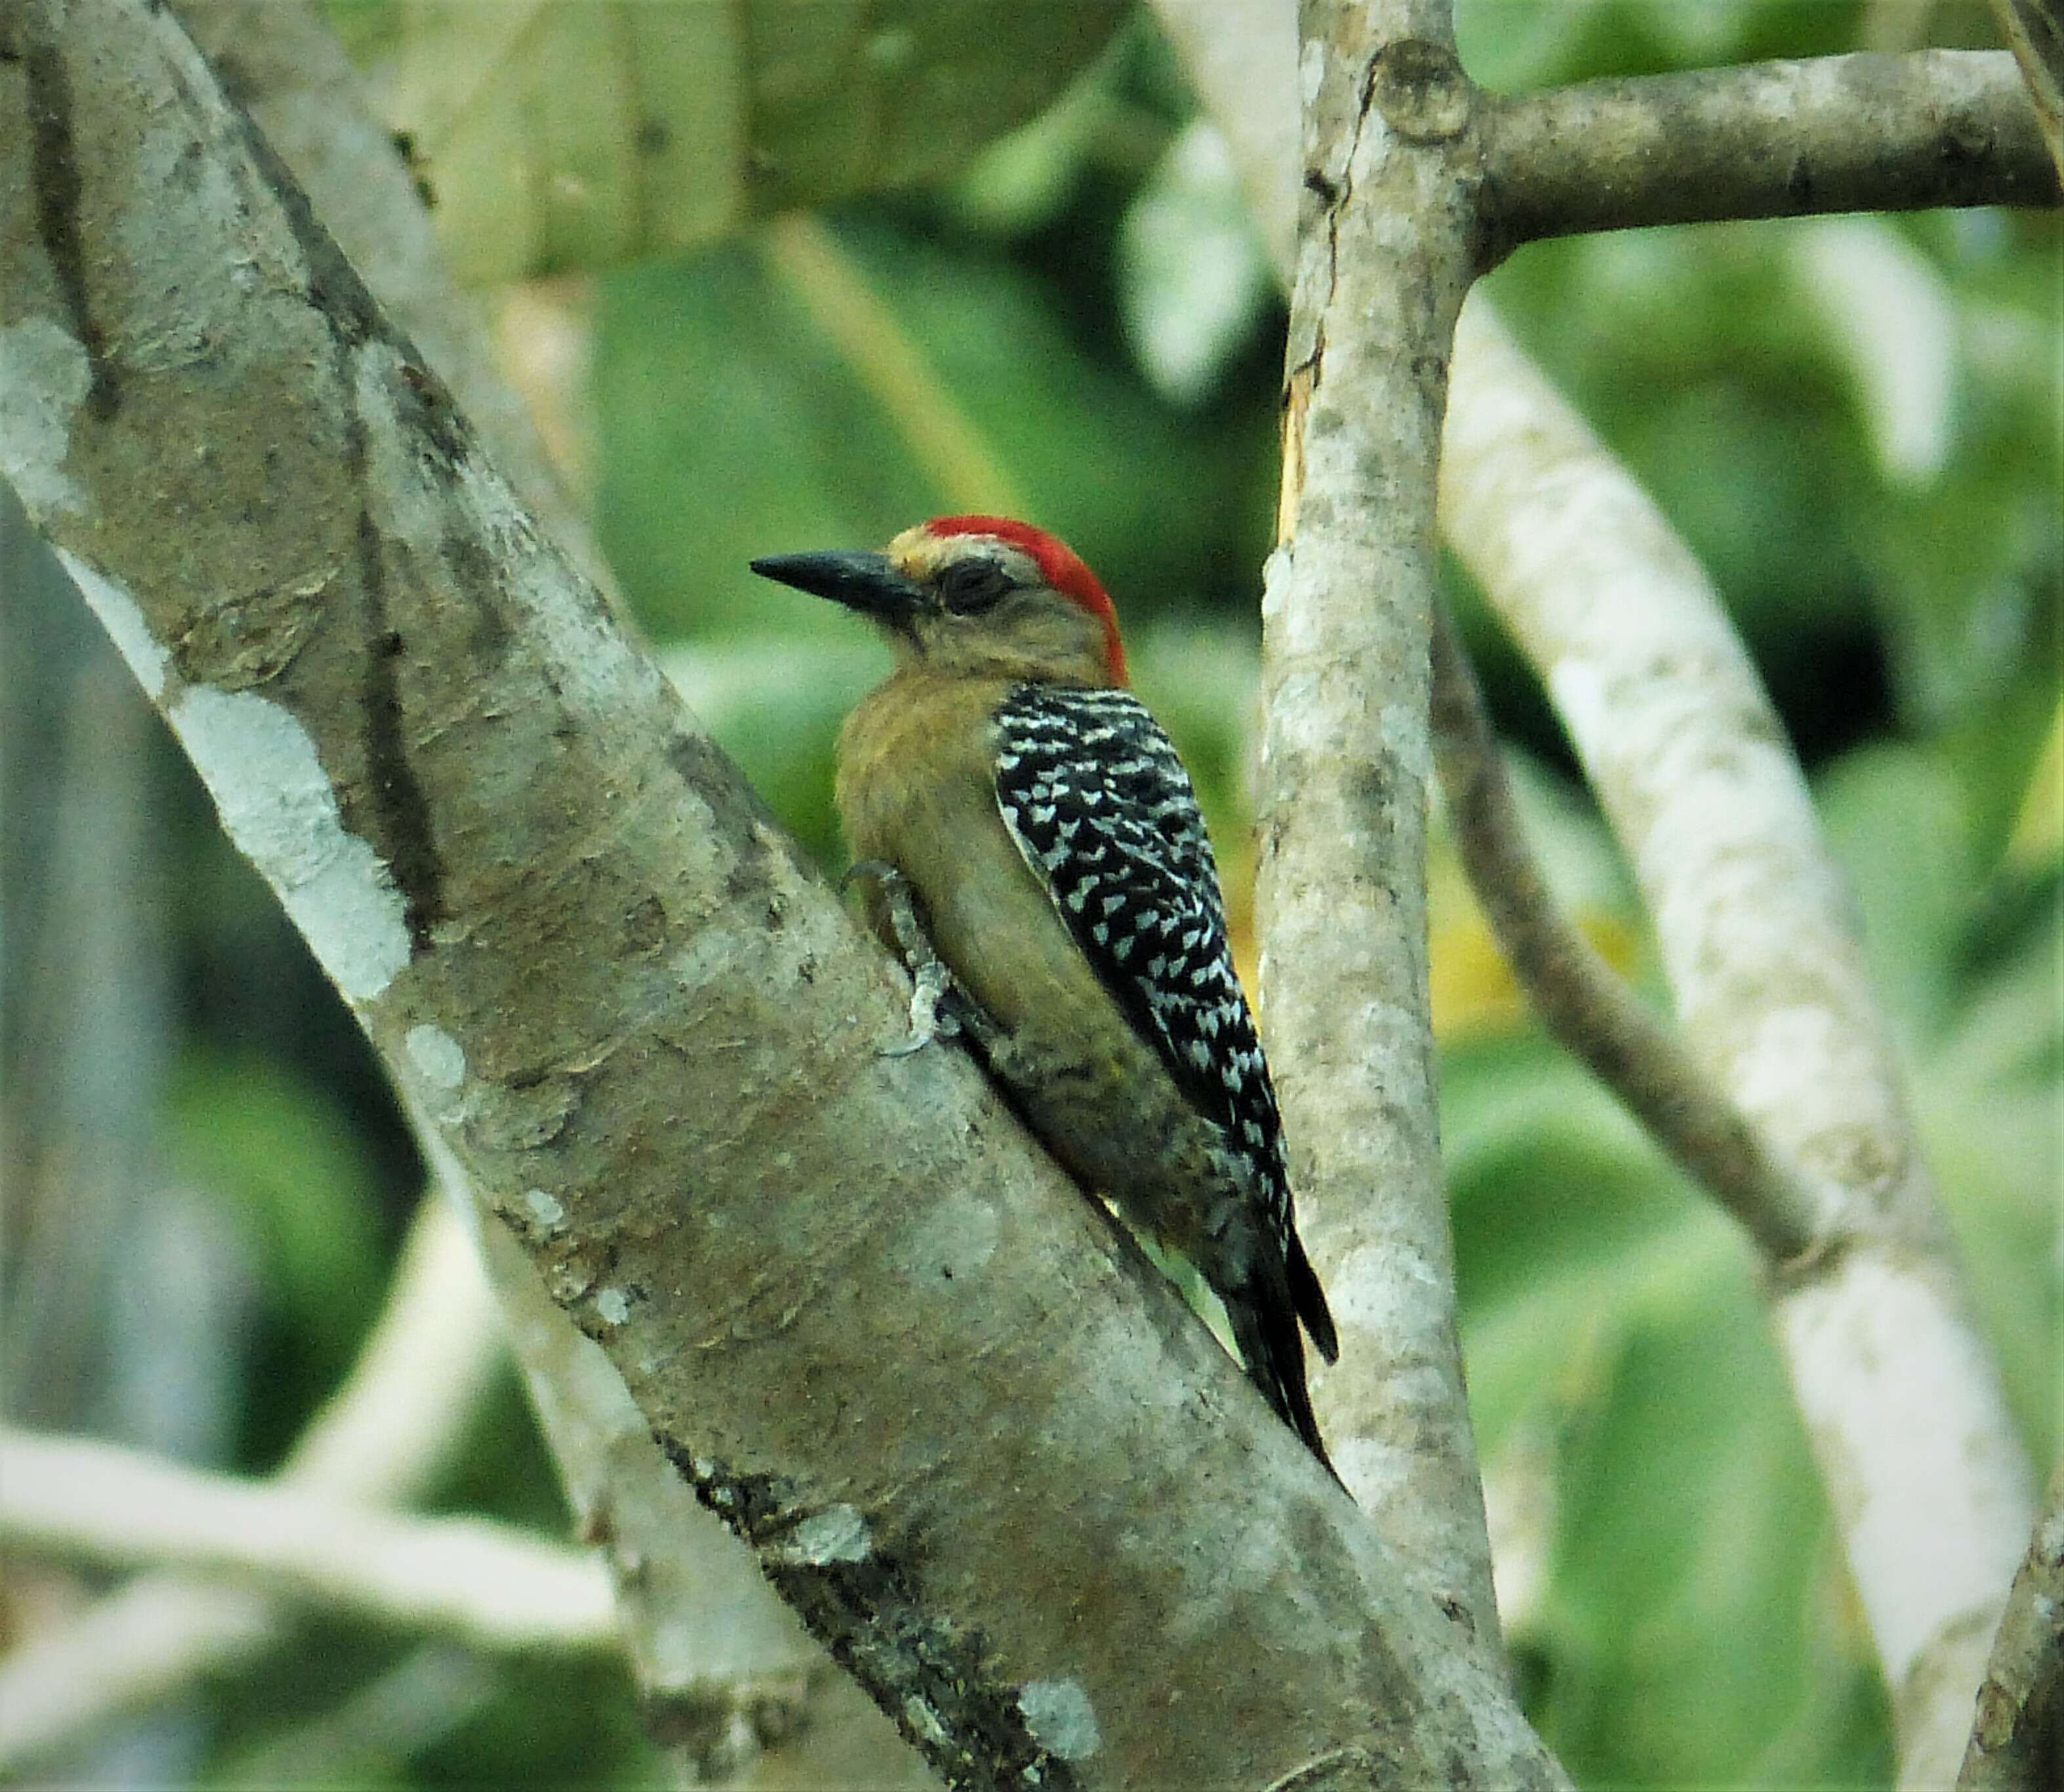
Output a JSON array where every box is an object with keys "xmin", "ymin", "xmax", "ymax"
[
  {"xmin": 1958, "ymin": 1464, "xmax": 2064, "ymax": 1792},
  {"xmin": 1987, "ymin": 0, "xmax": 2063, "ymax": 179},
  {"xmin": 1255, "ymin": 0, "xmax": 1504, "ymax": 1661},
  {"xmin": 1478, "ymin": 50, "xmax": 2060, "ymax": 258},
  {"xmin": 0, "ymin": 1, "xmax": 1565, "ymax": 1784}
]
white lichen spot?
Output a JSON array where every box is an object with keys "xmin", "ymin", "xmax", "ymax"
[
  {"xmin": 782, "ymin": 1505, "xmax": 872, "ymax": 1567},
  {"xmin": 594, "ymin": 1287, "xmax": 631, "ymax": 1327},
  {"xmin": 406, "ymin": 1023, "xmax": 466, "ymax": 1090},
  {"xmin": 168, "ymin": 687, "xmax": 410, "ymax": 1002},
  {"xmin": 902, "ymin": 1695, "xmax": 950, "ymax": 1749},
  {"xmin": 58, "ymin": 549, "xmax": 170, "ymax": 698},
  {"xmin": 1017, "ymin": 1680, "xmax": 1101, "ymax": 1762},
  {"xmin": 523, "ymin": 1188, "xmax": 566, "ymax": 1231},
  {"xmin": 0, "ymin": 318, "xmax": 91, "ymax": 515},
  {"xmin": 1299, "ymin": 37, "xmax": 1326, "ymax": 105}
]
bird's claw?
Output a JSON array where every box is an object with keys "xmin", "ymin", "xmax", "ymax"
[
  {"xmin": 843, "ymin": 859, "xmax": 966, "ymax": 1056},
  {"xmin": 883, "ymin": 953, "xmax": 961, "ymax": 1056}
]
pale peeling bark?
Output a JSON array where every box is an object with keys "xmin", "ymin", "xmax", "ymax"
[
  {"xmin": 0, "ymin": 2, "xmax": 1566, "ymax": 1785},
  {"xmin": 1255, "ymin": 0, "xmax": 1505, "ymax": 1661},
  {"xmin": 1441, "ymin": 301, "xmax": 2037, "ymax": 1788}
]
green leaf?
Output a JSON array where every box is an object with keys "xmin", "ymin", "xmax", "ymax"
[{"xmin": 349, "ymin": 0, "xmax": 1126, "ymax": 282}]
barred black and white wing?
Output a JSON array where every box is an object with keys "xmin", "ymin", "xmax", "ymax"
[{"xmin": 991, "ymin": 685, "xmax": 1339, "ymax": 1385}]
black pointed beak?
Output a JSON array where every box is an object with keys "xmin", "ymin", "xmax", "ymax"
[{"xmin": 749, "ymin": 551, "xmax": 927, "ymax": 624}]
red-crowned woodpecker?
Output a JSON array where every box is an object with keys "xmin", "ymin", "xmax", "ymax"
[{"xmin": 751, "ymin": 517, "xmax": 1339, "ymax": 1468}]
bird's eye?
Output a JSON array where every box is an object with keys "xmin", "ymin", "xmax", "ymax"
[{"xmin": 938, "ymin": 559, "xmax": 1013, "ymax": 614}]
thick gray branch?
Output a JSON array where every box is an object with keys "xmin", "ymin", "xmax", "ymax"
[
  {"xmin": 1479, "ymin": 49, "xmax": 2059, "ymax": 259},
  {"xmin": 154, "ymin": 11, "xmax": 862, "ymax": 1779},
  {"xmin": 0, "ymin": 1, "xmax": 1561, "ymax": 1785}
]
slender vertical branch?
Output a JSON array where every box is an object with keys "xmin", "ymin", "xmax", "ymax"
[{"xmin": 1256, "ymin": 0, "xmax": 1504, "ymax": 1658}]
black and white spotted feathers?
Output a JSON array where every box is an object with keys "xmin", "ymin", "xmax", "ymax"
[{"xmin": 991, "ymin": 683, "xmax": 1339, "ymax": 1442}]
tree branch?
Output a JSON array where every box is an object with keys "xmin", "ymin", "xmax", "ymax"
[
  {"xmin": 154, "ymin": 8, "xmax": 918, "ymax": 1780},
  {"xmin": 1958, "ymin": 1463, "xmax": 2064, "ymax": 1792},
  {"xmin": 1153, "ymin": 8, "xmax": 2042, "ymax": 1779},
  {"xmin": 1441, "ymin": 297, "xmax": 2037, "ymax": 1790},
  {"xmin": 1479, "ymin": 50, "xmax": 2059, "ymax": 260},
  {"xmin": 0, "ymin": 1428, "xmax": 618, "ymax": 1648},
  {"xmin": 0, "ymin": 1197, "xmax": 499, "ymax": 1768},
  {"xmin": 1987, "ymin": 0, "xmax": 2064, "ymax": 179},
  {"xmin": 1427, "ymin": 608, "xmax": 1819, "ymax": 1264},
  {"xmin": 0, "ymin": 1, "xmax": 1561, "ymax": 1783},
  {"xmin": 1256, "ymin": 0, "xmax": 1510, "ymax": 1667}
]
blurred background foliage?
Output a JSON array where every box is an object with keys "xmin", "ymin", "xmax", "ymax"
[{"xmin": 1, "ymin": 0, "xmax": 2055, "ymax": 1786}]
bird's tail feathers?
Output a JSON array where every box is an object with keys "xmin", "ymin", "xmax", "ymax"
[{"xmin": 1229, "ymin": 1274, "xmax": 1339, "ymax": 1485}]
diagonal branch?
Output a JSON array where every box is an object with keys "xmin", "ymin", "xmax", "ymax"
[
  {"xmin": 156, "ymin": 7, "xmax": 908, "ymax": 1781},
  {"xmin": 0, "ymin": 1, "xmax": 1562, "ymax": 1784},
  {"xmin": 1427, "ymin": 608, "xmax": 1820, "ymax": 1264},
  {"xmin": 1441, "ymin": 297, "xmax": 2036, "ymax": 1790},
  {"xmin": 1478, "ymin": 49, "xmax": 2059, "ymax": 259},
  {"xmin": 1987, "ymin": 0, "xmax": 2064, "ymax": 179}
]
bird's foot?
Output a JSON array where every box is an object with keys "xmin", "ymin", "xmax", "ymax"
[{"xmin": 843, "ymin": 859, "xmax": 972, "ymax": 1056}]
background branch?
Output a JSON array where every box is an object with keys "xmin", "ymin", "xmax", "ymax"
[
  {"xmin": 0, "ymin": 1198, "xmax": 499, "ymax": 1769},
  {"xmin": 0, "ymin": 1428, "xmax": 618, "ymax": 1649},
  {"xmin": 1479, "ymin": 50, "xmax": 2059, "ymax": 257},
  {"xmin": 1441, "ymin": 298, "xmax": 2036, "ymax": 1789},
  {"xmin": 1427, "ymin": 608, "xmax": 1819, "ymax": 1264}
]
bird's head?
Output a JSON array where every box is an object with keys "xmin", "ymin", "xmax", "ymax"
[{"xmin": 751, "ymin": 516, "xmax": 1127, "ymax": 688}]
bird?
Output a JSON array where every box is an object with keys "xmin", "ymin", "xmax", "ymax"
[{"xmin": 751, "ymin": 515, "xmax": 1339, "ymax": 1470}]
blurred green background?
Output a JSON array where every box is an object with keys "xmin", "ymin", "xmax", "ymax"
[{"xmin": 2, "ymin": 1, "xmax": 2055, "ymax": 1785}]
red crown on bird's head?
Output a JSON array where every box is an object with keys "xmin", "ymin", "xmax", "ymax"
[{"xmin": 925, "ymin": 515, "xmax": 1127, "ymax": 686}]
